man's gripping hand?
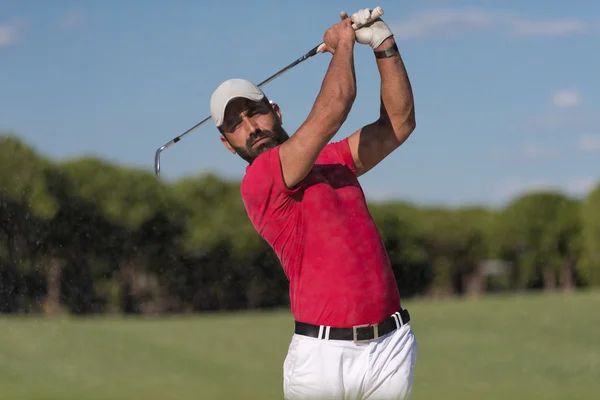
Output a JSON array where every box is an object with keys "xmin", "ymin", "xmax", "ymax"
[
  {"xmin": 346, "ymin": 8, "xmax": 393, "ymax": 50},
  {"xmin": 319, "ymin": 17, "xmax": 356, "ymax": 54}
]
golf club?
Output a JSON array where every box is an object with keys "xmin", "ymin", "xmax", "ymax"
[{"xmin": 153, "ymin": 6, "xmax": 384, "ymax": 177}]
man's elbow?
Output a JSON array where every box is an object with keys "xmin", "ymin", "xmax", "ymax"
[
  {"xmin": 383, "ymin": 106, "xmax": 416, "ymax": 139},
  {"xmin": 401, "ymin": 102, "xmax": 416, "ymax": 127},
  {"xmin": 404, "ymin": 111, "xmax": 416, "ymax": 133},
  {"xmin": 399, "ymin": 114, "xmax": 416, "ymax": 143}
]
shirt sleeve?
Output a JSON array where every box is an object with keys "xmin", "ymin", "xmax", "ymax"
[
  {"xmin": 328, "ymin": 137, "xmax": 357, "ymax": 175},
  {"xmin": 240, "ymin": 145, "xmax": 301, "ymax": 231}
]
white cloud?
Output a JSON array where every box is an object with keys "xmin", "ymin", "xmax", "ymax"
[
  {"xmin": 0, "ymin": 19, "xmax": 25, "ymax": 48},
  {"xmin": 552, "ymin": 89, "xmax": 581, "ymax": 108},
  {"xmin": 60, "ymin": 11, "xmax": 85, "ymax": 30},
  {"xmin": 510, "ymin": 19, "xmax": 593, "ymax": 37},
  {"xmin": 578, "ymin": 134, "xmax": 600, "ymax": 152},
  {"xmin": 392, "ymin": 8, "xmax": 597, "ymax": 39},
  {"xmin": 393, "ymin": 9, "xmax": 497, "ymax": 38}
]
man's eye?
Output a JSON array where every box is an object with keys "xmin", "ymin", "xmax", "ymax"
[{"xmin": 226, "ymin": 120, "xmax": 241, "ymax": 131}]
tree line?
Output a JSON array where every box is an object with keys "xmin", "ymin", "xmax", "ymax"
[{"xmin": 1, "ymin": 134, "xmax": 599, "ymax": 316}]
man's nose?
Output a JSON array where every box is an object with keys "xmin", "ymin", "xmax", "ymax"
[{"xmin": 242, "ymin": 115, "xmax": 258, "ymax": 131}]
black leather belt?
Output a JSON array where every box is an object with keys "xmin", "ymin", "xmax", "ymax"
[{"xmin": 294, "ymin": 308, "xmax": 410, "ymax": 343}]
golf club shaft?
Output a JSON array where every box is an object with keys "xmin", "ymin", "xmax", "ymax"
[
  {"xmin": 154, "ymin": 6, "xmax": 383, "ymax": 177},
  {"xmin": 153, "ymin": 45, "xmax": 321, "ymax": 177}
]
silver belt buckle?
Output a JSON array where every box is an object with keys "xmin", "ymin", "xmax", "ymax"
[{"xmin": 352, "ymin": 323, "xmax": 379, "ymax": 344}]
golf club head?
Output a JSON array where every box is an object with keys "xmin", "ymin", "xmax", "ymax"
[
  {"xmin": 154, "ymin": 116, "xmax": 209, "ymax": 178},
  {"xmin": 154, "ymin": 146, "xmax": 163, "ymax": 177}
]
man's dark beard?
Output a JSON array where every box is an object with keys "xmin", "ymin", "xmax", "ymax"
[{"xmin": 233, "ymin": 125, "xmax": 289, "ymax": 163}]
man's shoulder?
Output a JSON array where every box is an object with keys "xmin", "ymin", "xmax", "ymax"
[
  {"xmin": 241, "ymin": 146, "xmax": 278, "ymax": 190},
  {"xmin": 240, "ymin": 145, "xmax": 300, "ymax": 229},
  {"xmin": 240, "ymin": 145, "xmax": 299, "ymax": 201}
]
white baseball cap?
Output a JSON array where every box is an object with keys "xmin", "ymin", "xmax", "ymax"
[{"xmin": 210, "ymin": 78, "xmax": 266, "ymax": 128}]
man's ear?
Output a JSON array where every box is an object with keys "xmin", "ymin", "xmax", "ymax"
[
  {"xmin": 220, "ymin": 134, "xmax": 236, "ymax": 155},
  {"xmin": 270, "ymin": 101, "xmax": 282, "ymax": 125}
]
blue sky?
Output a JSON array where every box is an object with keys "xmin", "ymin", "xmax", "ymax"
[{"xmin": 1, "ymin": 0, "xmax": 599, "ymax": 207}]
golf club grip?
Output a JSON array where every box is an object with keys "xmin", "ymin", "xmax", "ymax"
[{"xmin": 316, "ymin": 6, "xmax": 384, "ymax": 53}]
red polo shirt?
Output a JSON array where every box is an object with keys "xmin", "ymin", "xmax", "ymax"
[{"xmin": 240, "ymin": 138, "xmax": 400, "ymax": 328}]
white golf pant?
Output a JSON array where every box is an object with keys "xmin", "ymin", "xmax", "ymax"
[{"xmin": 283, "ymin": 322, "xmax": 417, "ymax": 400}]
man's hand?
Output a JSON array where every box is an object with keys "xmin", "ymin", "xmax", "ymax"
[
  {"xmin": 319, "ymin": 18, "xmax": 356, "ymax": 54},
  {"xmin": 347, "ymin": 8, "xmax": 393, "ymax": 50}
]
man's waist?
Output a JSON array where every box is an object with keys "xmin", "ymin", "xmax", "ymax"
[{"xmin": 294, "ymin": 308, "xmax": 411, "ymax": 343}]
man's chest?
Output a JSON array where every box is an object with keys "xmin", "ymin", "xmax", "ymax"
[{"xmin": 298, "ymin": 162, "xmax": 365, "ymax": 210}]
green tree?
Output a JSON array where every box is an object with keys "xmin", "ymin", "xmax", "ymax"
[
  {"xmin": 59, "ymin": 157, "xmax": 177, "ymax": 313},
  {"xmin": 42, "ymin": 164, "xmax": 121, "ymax": 314},
  {"xmin": 417, "ymin": 206, "xmax": 491, "ymax": 297},
  {"xmin": 0, "ymin": 134, "xmax": 59, "ymax": 314},
  {"xmin": 369, "ymin": 201, "xmax": 431, "ymax": 298},
  {"xmin": 580, "ymin": 183, "xmax": 600, "ymax": 287},
  {"xmin": 170, "ymin": 172, "xmax": 277, "ymax": 311},
  {"xmin": 495, "ymin": 191, "xmax": 582, "ymax": 291}
]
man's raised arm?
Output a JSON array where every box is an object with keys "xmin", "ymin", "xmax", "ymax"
[
  {"xmin": 278, "ymin": 18, "xmax": 357, "ymax": 189},
  {"xmin": 346, "ymin": 9, "xmax": 416, "ymax": 177}
]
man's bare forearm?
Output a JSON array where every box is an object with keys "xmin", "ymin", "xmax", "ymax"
[
  {"xmin": 279, "ymin": 39, "xmax": 357, "ymax": 189},
  {"xmin": 306, "ymin": 41, "xmax": 357, "ymax": 139},
  {"xmin": 375, "ymin": 38, "xmax": 415, "ymax": 135}
]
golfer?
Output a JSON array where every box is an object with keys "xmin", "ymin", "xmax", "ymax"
[{"xmin": 209, "ymin": 8, "xmax": 417, "ymax": 400}]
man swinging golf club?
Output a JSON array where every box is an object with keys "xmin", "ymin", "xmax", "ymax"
[{"xmin": 209, "ymin": 8, "xmax": 417, "ymax": 400}]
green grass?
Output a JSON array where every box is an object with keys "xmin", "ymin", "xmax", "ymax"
[{"xmin": 1, "ymin": 290, "xmax": 599, "ymax": 399}]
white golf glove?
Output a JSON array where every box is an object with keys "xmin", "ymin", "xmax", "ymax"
[{"xmin": 350, "ymin": 8, "xmax": 393, "ymax": 50}]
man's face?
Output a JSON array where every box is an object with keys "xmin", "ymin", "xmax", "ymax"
[{"xmin": 219, "ymin": 97, "xmax": 289, "ymax": 163}]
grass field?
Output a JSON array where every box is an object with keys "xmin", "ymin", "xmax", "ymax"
[{"xmin": 1, "ymin": 290, "xmax": 599, "ymax": 400}]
